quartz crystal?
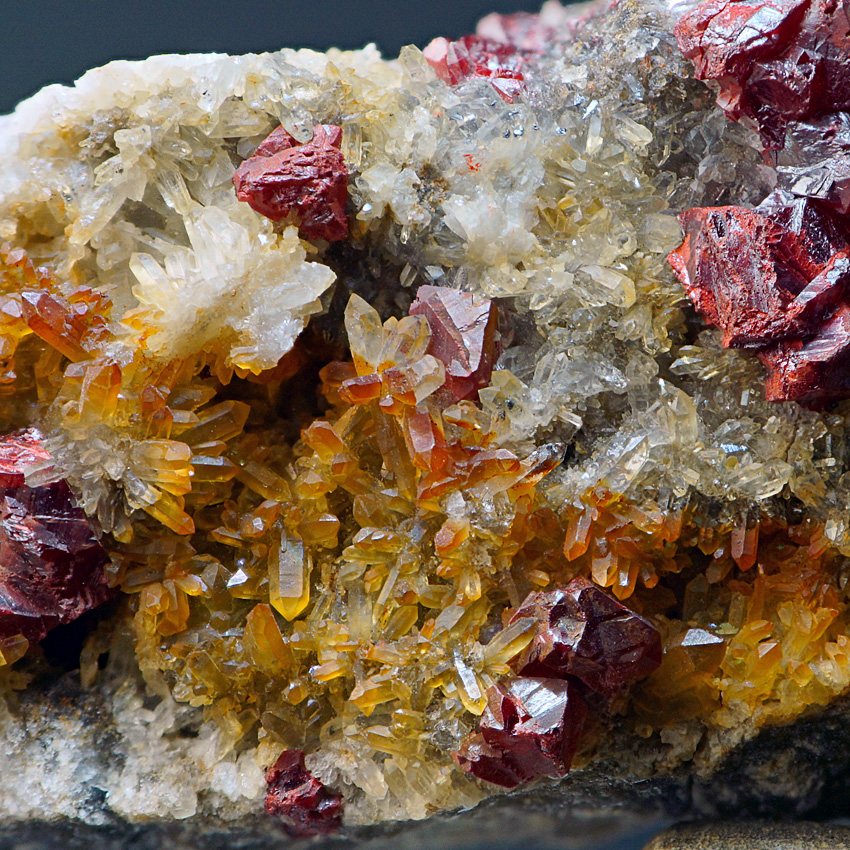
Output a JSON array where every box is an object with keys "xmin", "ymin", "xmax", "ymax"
[{"xmin": 5, "ymin": 0, "xmax": 850, "ymax": 835}]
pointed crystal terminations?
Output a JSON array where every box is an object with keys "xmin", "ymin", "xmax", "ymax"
[
  {"xmin": 0, "ymin": 428, "xmax": 111, "ymax": 661},
  {"xmin": 454, "ymin": 677, "xmax": 587, "ymax": 788},
  {"xmin": 423, "ymin": 35, "xmax": 528, "ymax": 102},
  {"xmin": 232, "ymin": 124, "xmax": 349, "ymax": 241},
  {"xmin": 511, "ymin": 577, "xmax": 662, "ymax": 699},
  {"xmin": 264, "ymin": 749, "xmax": 344, "ymax": 836},
  {"xmin": 408, "ymin": 285, "xmax": 500, "ymax": 403}
]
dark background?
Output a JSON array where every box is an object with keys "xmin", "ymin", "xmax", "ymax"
[{"xmin": 1, "ymin": 0, "xmax": 552, "ymax": 115}]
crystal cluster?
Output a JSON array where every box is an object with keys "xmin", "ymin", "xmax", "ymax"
[
  {"xmin": 455, "ymin": 577, "xmax": 660, "ymax": 787},
  {"xmin": 3, "ymin": 0, "xmax": 850, "ymax": 832},
  {"xmin": 671, "ymin": 0, "xmax": 850, "ymax": 406}
]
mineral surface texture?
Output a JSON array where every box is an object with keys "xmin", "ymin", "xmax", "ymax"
[
  {"xmin": 6, "ymin": 0, "xmax": 850, "ymax": 838},
  {"xmin": 670, "ymin": 0, "xmax": 850, "ymax": 406},
  {"xmin": 0, "ymin": 428, "xmax": 110, "ymax": 659}
]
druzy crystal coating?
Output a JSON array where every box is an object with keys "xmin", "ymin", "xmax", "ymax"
[
  {"xmin": 0, "ymin": 428, "xmax": 110, "ymax": 659},
  {"xmin": 6, "ymin": 0, "xmax": 850, "ymax": 831}
]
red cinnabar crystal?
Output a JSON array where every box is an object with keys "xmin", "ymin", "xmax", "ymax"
[
  {"xmin": 232, "ymin": 124, "xmax": 349, "ymax": 241},
  {"xmin": 264, "ymin": 749, "xmax": 343, "ymax": 836},
  {"xmin": 669, "ymin": 193, "xmax": 850, "ymax": 406},
  {"xmin": 409, "ymin": 285, "xmax": 501, "ymax": 403},
  {"xmin": 423, "ymin": 35, "xmax": 529, "ymax": 102},
  {"xmin": 454, "ymin": 676, "xmax": 587, "ymax": 788},
  {"xmin": 0, "ymin": 428, "xmax": 111, "ymax": 647},
  {"xmin": 511, "ymin": 577, "xmax": 662, "ymax": 700},
  {"xmin": 676, "ymin": 0, "xmax": 850, "ymax": 148}
]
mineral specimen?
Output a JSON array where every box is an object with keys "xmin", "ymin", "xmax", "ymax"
[
  {"xmin": 671, "ymin": 0, "xmax": 850, "ymax": 406},
  {"xmin": 454, "ymin": 676, "xmax": 587, "ymax": 788},
  {"xmin": 0, "ymin": 428, "xmax": 111, "ymax": 659},
  {"xmin": 5, "ymin": 0, "xmax": 850, "ymax": 837},
  {"xmin": 408, "ymin": 285, "xmax": 500, "ymax": 403}
]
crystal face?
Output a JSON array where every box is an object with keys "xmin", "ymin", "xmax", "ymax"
[
  {"xmin": 512, "ymin": 578, "xmax": 662, "ymax": 700},
  {"xmin": 0, "ymin": 429, "xmax": 111, "ymax": 657},
  {"xmin": 671, "ymin": 0, "xmax": 850, "ymax": 406},
  {"xmin": 232, "ymin": 124, "xmax": 349, "ymax": 241},
  {"xmin": 454, "ymin": 676, "xmax": 587, "ymax": 788},
  {"xmin": 5, "ymin": 0, "xmax": 850, "ymax": 833}
]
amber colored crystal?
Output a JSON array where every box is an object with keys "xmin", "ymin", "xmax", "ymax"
[
  {"xmin": 512, "ymin": 577, "xmax": 662, "ymax": 700},
  {"xmin": 454, "ymin": 676, "xmax": 587, "ymax": 788},
  {"xmin": 264, "ymin": 749, "xmax": 344, "ymax": 836},
  {"xmin": 633, "ymin": 627, "xmax": 726, "ymax": 725},
  {"xmin": 0, "ymin": 428, "xmax": 111, "ymax": 647}
]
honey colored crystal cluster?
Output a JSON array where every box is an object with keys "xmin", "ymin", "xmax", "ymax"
[{"xmin": 6, "ymin": 0, "xmax": 850, "ymax": 833}]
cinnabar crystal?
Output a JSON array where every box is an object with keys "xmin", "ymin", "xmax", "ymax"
[
  {"xmin": 232, "ymin": 124, "xmax": 349, "ymax": 241},
  {"xmin": 454, "ymin": 676, "xmax": 587, "ymax": 788},
  {"xmin": 409, "ymin": 285, "xmax": 500, "ymax": 403},
  {"xmin": 264, "ymin": 749, "xmax": 343, "ymax": 836},
  {"xmin": 669, "ymin": 193, "xmax": 850, "ymax": 406},
  {"xmin": 670, "ymin": 199, "xmax": 850, "ymax": 349},
  {"xmin": 423, "ymin": 35, "xmax": 529, "ymax": 102},
  {"xmin": 0, "ymin": 428, "xmax": 111, "ymax": 646},
  {"xmin": 675, "ymin": 0, "xmax": 850, "ymax": 148},
  {"xmin": 511, "ymin": 577, "xmax": 662, "ymax": 700}
]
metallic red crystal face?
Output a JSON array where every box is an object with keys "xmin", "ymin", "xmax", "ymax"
[
  {"xmin": 676, "ymin": 0, "xmax": 850, "ymax": 148},
  {"xmin": 673, "ymin": 0, "xmax": 850, "ymax": 406},
  {"xmin": 0, "ymin": 428, "xmax": 111, "ymax": 646},
  {"xmin": 454, "ymin": 676, "xmax": 587, "ymax": 788},
  {"xmin": 264, "ymin": 749, "xmax": 343, "ymax": 836},
  {"xmin": 511, "ymin": 577, "xmax": 662, "ymax": 700},
  {"xmin": 409, "ymin": 284, "xmax": 501, "ymax": 403},
  {"xmin": 670, "ymin": 194, "xmax": 850, "ymax": 407},
  {"xmin": 232, "ymin": 124, "xmax": 349, "ymax": 242}
]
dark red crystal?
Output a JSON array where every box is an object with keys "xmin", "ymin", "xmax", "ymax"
[
  {"xmin": 675, "ymin": 0, "xmax": 850, "ymax": 149},
  {"xmin": 0, "ymin": 428, "xmax": 111, "ymax": 646},
  {"xmin": 511, "ymin": 577, "xmax": 662, "ymax": 700},
  {"xmin": 758, "ymin": 302, "xmax": 850, "ymax": 404},
  {"xmin": 670, "ymin": 199, "xmax": 850, "ymax": 349},
  {"xmin": 409, "ymin": 284, "xmax": 501, "ymax": 403},
  {"xmin": 423, "ymin": 35, "xmax": 528, "ymax": 102},
  {"xmin": 233, "ymin": 124, "xmax": 349, "ymax": 242},
  {"xmin": 454, "ymin": 676, "xmax": 587, "ymax": 788},
  {"xmin": 669, "ymin": 193, "xmax": 850, "ymax": 406},
  {"xmin": 264, "ymin": 749, "xmax": 343, "ymax": 837}
]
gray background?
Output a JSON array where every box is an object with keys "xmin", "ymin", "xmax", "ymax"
[{"xmin": 1, "ymin": 0, "xmax": 552, "ymax": 114}]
